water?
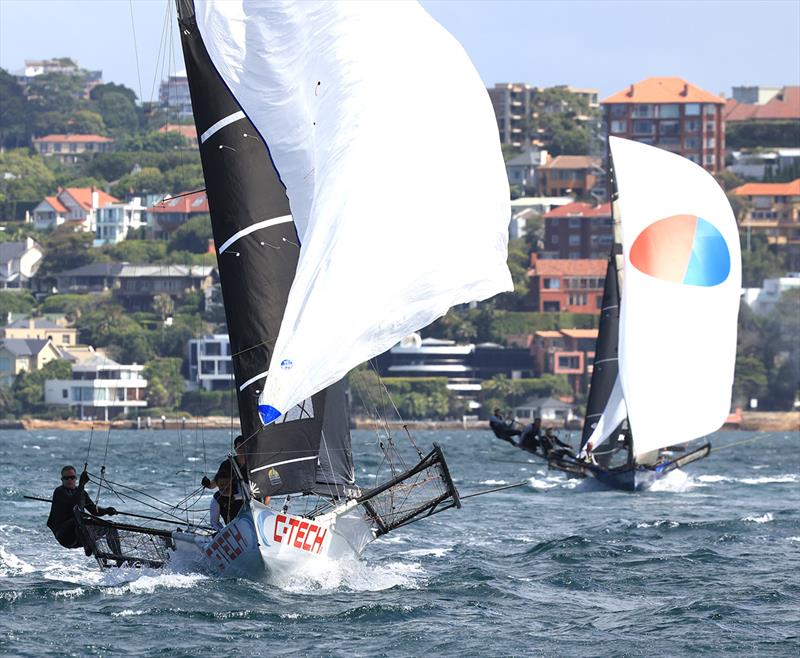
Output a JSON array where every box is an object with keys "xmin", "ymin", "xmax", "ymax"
[{"xmin": 1, "ymin": 429, "xmax": 798, "ymax": 657}]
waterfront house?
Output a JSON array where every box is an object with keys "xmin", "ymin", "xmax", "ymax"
[
  {"xmin": 513, "ymin": 396, "xmax": 577, "ymax": 426},
  {"xmin": 44, "ymin": 353, "xmax": 147, "ymax": 420},
  {"xmin": 0, "ymin": 238, "xmax": 44, "ymax": 289},
  {"xmin": 94, "ymin": 197, "xmax": 146, "ymax": 246},
  {"xmin": 536, "ymin": 155, "xmax": 602, "ymax": 198},
  {"xmin": 732, "ymin": 179, "xmax": 800, "ymax": 260},
  {"xmin": 187, "ymin": 334, "xmax": 234, "ymax": 391},
  {"xmin": 147, "ymin": 190, "xmax": 209, "ymax": 238}
]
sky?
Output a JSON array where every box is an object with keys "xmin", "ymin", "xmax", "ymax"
[{"xmin": 1, "ymin": 0, "xmax": 798, "ymax": 103}]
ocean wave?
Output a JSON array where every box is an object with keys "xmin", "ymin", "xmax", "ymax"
[
  {"xmin": 479, "ymin": 479, "xmax": 508, "ymax": 485},
  {"xmin": 400, "ymin": 547, "xmax": 452, "ymax": 558},
  {"xmin": 274, "ymin": 556, "xmax": 425, "ymax": 593},
  {"xmin": 635, "ymin": 520, "xmax": 680, "ymax": 529},
  {"xmin": 696, "ymin": 474, "xmax": 734, "ymax": 483},
  {"xmin": 740, "ymin": 474, "xmax": 799, "ymax": 485},
  {"xmin": 104, "ymin": 572, "xmax": 208, "ymax": 596},
  {"xmin": 742, "ymin": 512, "xmax": 774, "ymax": 523},
  {"xmin": 111, "ymin": 609, "xmax": 147, "ymax": 617},
  {"xmin": 649, "ymin": 469, "xmax": 690, "ymax": 492},
  {"xmin": 0, "ymin": 546, "xmax": 35, "ymax": 576}
]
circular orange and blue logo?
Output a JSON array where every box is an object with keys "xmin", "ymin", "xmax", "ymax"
[{"xmin": 630, "ymin": 214, "xmax": 730, "ymax": 286}]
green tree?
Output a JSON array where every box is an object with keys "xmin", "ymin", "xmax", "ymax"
[
  {"xmin": 68, "ymin": 109, "xmax": 106, "ymax": 135},
  {"xmin": 168, "ymin": 214, "xmax": 213, "ymax": 253},
  {"xmin": 97, "ymin": 91, "xmax": 139, "ymax": 134},
  {"xmin": 38, "ymin": 230, "xmax": 106, "ymax": 279},
  {"xmin": 27, "ymin": 72, "xmax": 89, "ymax": 116},
  {"xmin": 0, "ymin": 150, "xmax": 56, "ymax": 205},
  {"xmin": 0, "ymin": 290, "xmax": 36, "ymax": 317},
  {"xmin": 144, "ymin": 357, "xmax": 185, "ymax": 410},
  {"xmin": 111, "ymin": 166, "xmax": 166, "ymax": 198},
  {"xmin": 740, "ymin": 232, "xmax": 788, "ymax": 287},
  {"xmin": 12, "ymin": 359, "xmax": 73, "ymax": 415},
  {"xmin": 90, "ymin": 82, "xmax": 138, "ymax": 107},
  {"xmin": 0, "ymin": 68, "xmax": 30, "ymax": 148},
  {"xmin": 153, "ymin": 293, "xmax": 175, "ymax": 321}
]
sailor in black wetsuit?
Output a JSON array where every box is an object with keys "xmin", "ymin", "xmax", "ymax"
[
  {"xmin": 489, "ymin": 409, "xmax": 521, "ymax": 444},
  {"xmin": 518, "ymin": 418, "xmax": 542, "ymax": 453},
  {"xmin": 47, "ymin": 465, "xmax": 117, "ymax": 551},
  {"xmin": 540, "ymin": 427, "xmax": 576, "ymax": 460}
]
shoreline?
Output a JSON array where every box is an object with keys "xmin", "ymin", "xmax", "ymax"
[{"xmin": 1, "ymin": 411, "xmax": 797, "ymax": 432}]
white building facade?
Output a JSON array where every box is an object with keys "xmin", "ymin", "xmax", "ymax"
[
  {"xmin": 188, "ymin": 334, "xmax": 233, "ymax": 391},
  {"xmin": 45, "ymin": 356, "xmax": 147, "ymax": 420},
  {"xmin": 94, "ymin": 198, "xmax": 146, "ymax": 245}
]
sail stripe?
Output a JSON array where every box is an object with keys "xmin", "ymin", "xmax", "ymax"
[
  {"xmin": 250, "ymin": 455, "xmax": 317, "ymax": 473},
  {"xmin": 593, "ymin": 358, "xmax": 618, "ymax": 365},
  {"xmin": 200, "ymin": 110, "xmax": 246, "ymax": 143},
  {"xmin": 239, "ymin": 370, "xmax": 269, "ymax": 391},
  {"xmin": 218, "ymin": 215, "xmax": 293, "ymax": 254}
]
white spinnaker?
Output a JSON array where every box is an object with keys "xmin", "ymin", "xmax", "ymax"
[
  {"xmin": 195, "ymin": 0, "xmax": 512, "ymax": 419},
  {"xmin": 610, "ymin": 137, "xmax": 740, "ymax": 457}
]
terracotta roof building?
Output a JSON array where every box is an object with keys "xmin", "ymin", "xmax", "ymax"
[
  {"xmin": 528, "ymin": 254, "xmax": 606, "ymax": 312},
  {"xmin": 530, "ymin": 328, "xmax": 599, "ymax": 397},
  {"xmin": 724, "ymin": 86, "xmax": 800, "ymax": 123},
  {"xmin": 601, "ymin": 76, "xmax": 726, "ymax": 173},
  {"xmin": 543, "ymin": 201, "xmax": 613, "ymax": 259},
  {"xmin": 733, "ymin": 179, "xmax": 800, "ymax": 258},
  {"xmin": 32, "ymin": 134, "xmax": 114, "ymax": 163},
  {"xmin": 32, "ymin": 187, "xmax": 119, "ymax": 232},
  {"xmin": 157, "ymin": 124, "xmax": 199, "ymax": 148},
  {"xmin": 536, "ymin": 155, "xmax": 603, "ymax": 198}
]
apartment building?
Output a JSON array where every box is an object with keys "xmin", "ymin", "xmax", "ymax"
[
  {"xmin": 601, "ymin": 77, "xmax": 726, "ymax": 173},
  {"xmin": 32, "ymin": 134, "xmax": 115, "ymax": 163},
  {"xmin": 542, "ymin": 201, "xmax": 613, "ymax": 259},
  {"xmin": 187, "ymin": 334, "xmax": 233, "ymax": 391},
  {"xmin": 94, "ymin": 197, "xmax": 146, "ymax": 246},
  {"xmin": 536, "ymin": 156, "xmax": 602, "ymax": 198},
  {"xmin": 528, "ymin": 254, "xmax": 606, "ymax": 312},
  {"xmin": 733, "ymin": 179, "xmax": 800, "ymax": 257}
]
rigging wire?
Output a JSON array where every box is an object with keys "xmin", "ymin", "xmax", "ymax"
[{"xmin": 127, "ymin": 0, "xmax": 144, "ymax": 104}]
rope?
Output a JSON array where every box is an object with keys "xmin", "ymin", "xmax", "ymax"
[
  {"xmin": 127, "ymin": 0, "xmax": 144, "ymax": 103},
  {"xmin": 713, "ymin": 432, "xmax": 774, "ymax": 452}
]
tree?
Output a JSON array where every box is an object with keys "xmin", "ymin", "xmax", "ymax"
[
  {"xmin": 0, "ymin": 150, "xmax": 56, "ymax": 205},
  {"xmin": 98, "ymin": 91, "xmax": 139, "ymax": 134},
  {"xmin": 168, "ymin": 214, "xmax": 213, "ymax": 253},
  {"xmin": 27, "ymin": 72, "xmax": 89, "ymax": 116},
  {"xmin": 740, "ymin": 232, "xmax": 788, "ymax": 287},
  {"xmin": 12, "ymin": 359, "xmax": 73, "ymax": 415},
  {"xmin": 0, "ymin": 68, "xmax": 30, "ymax": 148},
  {"xmin": 144, "ymin": 357, "xmax": 185, "ymax": 410},
  {"xmin": 68, "ymin": 110, "xmax": 106, "ymax": 135},
  {"xmin": 495, "ymin": 238, "xmax": 531, "ymax": 310},
  {"xmin": 38, "ymin": 230, "xmax": 106, "ymax": 279},
  {"xmin": 90, "ymin": 82, "xmax": 138, "ymax": 107},
  {"xmin": 111, "ymin": 166, "xmax": 166, "ymax": 198},
  {"xmin": 527, "ymin": 87, "xmax": 600, "ymax": 156},
  {"xmin": 153, "ymin": 293, "xmax": 175, "ymax": 321},
  {"xmin": 0, "ymin": 290, "xmax": 36, "ymax": 317}
]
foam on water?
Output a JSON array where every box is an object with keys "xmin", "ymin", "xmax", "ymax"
[
  {"xmin": 0, "ymin": 545, "xmax": 35, "ymax": 575},
  {"xmin": 742, "ymin": 512, "xmax": 774, "ymax": 524},
  {"xmin": 649, "ymin": 468, "xmax": 690, "ymax": 492}
]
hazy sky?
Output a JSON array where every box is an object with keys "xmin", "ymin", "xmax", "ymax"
[{"xmin": 1, "ymin": 0, "xmax": 798, "ymax": 103}]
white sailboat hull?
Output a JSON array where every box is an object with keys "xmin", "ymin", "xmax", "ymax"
[{"xmin": 171, "ymin": 500, "xmax": 375, "ymax": 580}]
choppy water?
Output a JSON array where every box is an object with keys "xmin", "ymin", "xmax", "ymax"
[{"xmin": 1, "ymin": 429, "xmax": 798, "ymax": 657}]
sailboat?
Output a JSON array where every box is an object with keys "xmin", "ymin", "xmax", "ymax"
[
  {"xmin": 73, "ymin": 0, "xmax": 511, "ymax": 576},
  {"xmin": 550, "ymin": 136, "xmax": 741, "ymax": 491}
]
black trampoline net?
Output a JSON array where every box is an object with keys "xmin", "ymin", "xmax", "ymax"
[{"xmin": 76, "ymin": 512, "xmax": 176, "ymax": 569}]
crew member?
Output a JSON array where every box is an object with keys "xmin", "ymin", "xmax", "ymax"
[
  {"xmin": 518, "ymin": 418, "xmax": 542, "ymax": 453},
  {"xmin": 489, "ymin": 409, "xmax": 521, "ymax": 444},
  {"xmin": 47, "ymin": 465, "xmax": 118, "ymax": 552},
  {"xmin": 540, "ymin": 427, "xmax": 575, "ymax": 459},
  {"xmin": 209, "ymin": 460, "xmax": 243, "ymax": 531}
]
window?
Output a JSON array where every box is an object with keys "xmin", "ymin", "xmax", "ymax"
[
  {"xmin": 62, "ymin": 389, "xmax": 68, "ymax": 399},
  {"xmin": 659, "ymin": 104, "xmax": 680, "ymax": 119},
  {"xmin": 569, "ymin": 235, "xmax": 580, "ymax": 246},
  {"xmin": 596, "ymin": 296, "xmax": 603, "ymax": 308},
  {"xmin": 660, "ymin": 121, "xmax": 680, "ymax": 136},
  {"xmin": 685, "ymin": 103, "xmax": 700, "ymax": 116},
  {"xmin": 611, "ymin": 120, "xmax": 626, "ymax": 133},
  {"xmin": 543, "ymin": 301, "xmax": 560, "ymax": 312},
  {"xmin": 633, "ymin": 104, "xmax": 653, "ymax": 118},
  {"xmin": 557, "ymin": 355, "xmax": 580, "ymax": 370},
  {"xmin": 705, "ymin": 137, "xmax": 715, "ymax": 148},
  {"xmin": 201, "ymin": 361, "xmax": 215, "ymax": 375},
  {"xmin": 568, "ymin": 218, "xmax": 581, "ymax": 228},
  {"xmin": 685, "ymin": 119, "xmax": 700, "ymax": 132},
  {"xmin": 704, "ymin": 153, "xmax": 715, "ymax": 165},
  {"xmin": 204, "ymin": 342, "xmax": 221, "ymax": 356},
  {"xmin": 568, "ymin": 293, "xmax": 587, "ymax": 305},
  {"xmin": 550, "ymin": 234, "xmax": 559, "ymax": 244},
  {"xmin": 62, "ymin": 335, "xmax": 71, "ymax": 345},
  {"xmin": 705, "ymin": 121, "xmax": 715, "ymax": 133},
  {"xmin": 685, "ymin": 137, "xmax": 699, "ymax": 150},
  {"xmin": 703, "ymin": 104, "xmax": 716, "ymax": 115},
  {"xmin": 632, "ymin": 120, "xmax": 654, "ymax": 135},
  {"xmin": 543, "ymin": 278, "xmax": 560, "ymax": 289},
  {"xmin": 610, "ymin": 104, "xmax": 627, "ymax": 117}
]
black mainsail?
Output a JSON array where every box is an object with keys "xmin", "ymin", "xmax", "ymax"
[{"xmin": 176, "ymin": 0, "xmax": 352, "ymax": 498}]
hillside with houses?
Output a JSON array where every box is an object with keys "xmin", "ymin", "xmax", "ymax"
[{"xmin": 0, "ymin": 60, "xmax": 798, "ymax": 422}]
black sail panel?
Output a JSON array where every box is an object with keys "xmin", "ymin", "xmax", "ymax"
[
  {"xmin": 580, "ymin": 254, "xmax": 621, "ymax": 463},
  {"xmin": 177, "ymin": 0, "xmax": 325, "ymax": 495},
  {"xmin": 314, "ymin": 380, "xmax": 357, "ymax": 497}
]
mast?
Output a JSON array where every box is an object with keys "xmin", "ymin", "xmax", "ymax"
[
  {"xmin": 580, "ymin": 144, "xmax": 629, "ymax": 464},
  {"xmin": 175, "ymin": 0, "xmax": 353, "ymax": 498}
]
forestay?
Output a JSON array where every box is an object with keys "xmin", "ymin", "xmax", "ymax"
[
  {"xmin": 610, "ymin": 137, "xmax": 740, "ymax": 457},
  {"xmin": 193, "ymin": 0, "xmax": 512, "ymax": 422}
]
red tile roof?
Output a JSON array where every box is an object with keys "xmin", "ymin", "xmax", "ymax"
[
  {"xmin": 602, "ymin": 77, "xmax": 724, "ymax": 105},
  {"xmin": 534, "ymin": 330, "xmax": 563, "ymax": 339},
  {"xmin": 539, "ymin": 155, "xmax": 601, "ymax": 170},
  {"xmin": 62, "ymin": 188, "xmax": 119, "ymax": 211},
  {"xmin": 545, "ymin": 201, "xmax": 611, "ymax": 218},
  {"xmin": 43, "ymin": 195, "xmax": 67, "ymax": 213},
  {"xmin": 158, "ymin": 124, "xmax": 198, "ymax": 139},
  {"xmin": 148, "ymin": 191, "xmax": 209, "ymax": 214},
  {"xmin": 33, "ymin": 134, "xmax": 114, "ymax": 143},
  {"xmin": 529, "ymin": 256, "xmax": 607, "ymax": 276},
  {"xmin": 733, "ymin": 179, "xmax": 800, "ymax": 197},
  {"xmin": 724, "ymin": 86, "xmax": 800, "ymax": 122}
]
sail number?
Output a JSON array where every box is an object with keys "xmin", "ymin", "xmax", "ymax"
[{"xmin": 274, "ymin": 514, "xmax": 327, "ymax": 554}]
